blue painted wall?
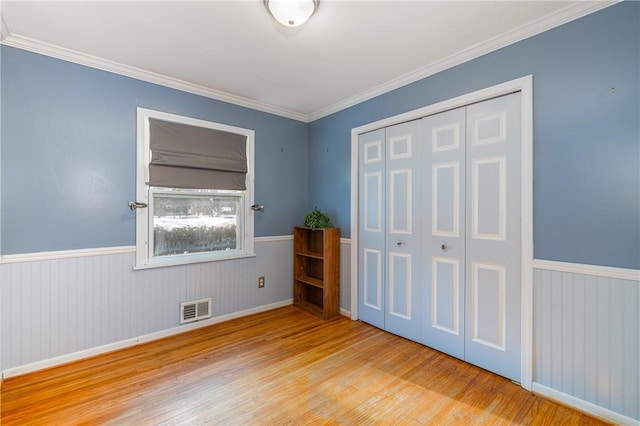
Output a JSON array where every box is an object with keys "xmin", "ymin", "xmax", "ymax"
[
  {"xmin": 308, "ymin": 2, "xmax": 639, "ymax": 270},
  {"xmin": 1, "ymin": 47, "xmax": 309, "ymax": 254},
  {"xmin": 1, "ymin": 3, "xmax": 638, "ymax": 269}
]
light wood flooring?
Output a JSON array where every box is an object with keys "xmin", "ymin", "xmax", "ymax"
[{"xmin": 1, "ymin": 305, "xmax": 607, "ymax": 425}]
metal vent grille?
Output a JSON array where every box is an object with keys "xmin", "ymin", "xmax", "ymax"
[{"xmin": 180, "ymin": 298, "xmax": 212, "ymax": 324}]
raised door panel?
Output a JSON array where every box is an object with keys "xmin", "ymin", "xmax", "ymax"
[
  {"xmin": 432, "ymin": 162, "xmax": 460, "ymax": 238},
  {"xmin": 472, "ymin": 157, "xmax": 506, "ymax": 241},
  {"xmin": 431, "ymin": 257, "xmax": 460, "ymax": 335},
  {"xmin": 389, "ymin": 252, "xmax": 412, "ymax": 319},
  {"xmin": 470, "ymin": 262, "xmax": 506, "ymax": 350},
  {"xmin": 389, "ymin": 168, "xmax": 412, "ymax": 235},
  {"xmin": 363, "ymin": 248, "xmax": 382, "ymax": 311}
]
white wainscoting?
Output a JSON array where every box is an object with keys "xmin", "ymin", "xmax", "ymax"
[
  {"xmin": 1, "ymin": 236, "xmax": 355, "ymax": 379},
  {"xmin": 4, "ymin": 236, "xmax": 637, "ymax": 424},
  {"xmin": 0, "ymin": 236, "xmax": 295, "ymax": 378},
  {"xmin": 533, "ymin": 260, "xmax": 639, "ymax": 424}
]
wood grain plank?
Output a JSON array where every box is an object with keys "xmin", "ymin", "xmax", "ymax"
[{"xmin": 1, "ymin": 306, "xmax": 607, "ymax": 425}]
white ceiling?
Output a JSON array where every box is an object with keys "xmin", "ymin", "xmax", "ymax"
[{"xmin": 0, "ymin": 1, "xmax": 614, "ymax": 122}]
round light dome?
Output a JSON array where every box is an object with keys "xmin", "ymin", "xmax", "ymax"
[{"xmin": 265, "ymin": 0, "xmax": 319, "ymax": 28}]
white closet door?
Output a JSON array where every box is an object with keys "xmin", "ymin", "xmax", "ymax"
[
  {"xmin": 357, "ymin": 92, "xmax": 523, "ymax": 383},
  {"xmin": 358, "ymin": 128, "xmax": 386, "ymax": 329},
  {"xmin": 464, "ymin": 92, "xmax": 521, "ymax": 382},
  {"xmin": 422, "ymin": 107, "xmax": 466, "ymax": 360},
  {"xmin": 383, "ymin": 119, "xmax": 426, "ymax": 343}
]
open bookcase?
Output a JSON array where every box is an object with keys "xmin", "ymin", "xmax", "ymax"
[{"xmin": 293, "ymin": 226, "xmax": 340, "ymax": 320}]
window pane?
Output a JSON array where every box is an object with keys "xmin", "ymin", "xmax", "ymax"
[{"xmin": 153, "ymin": 194, "xmax": 240, "ymax": 257}]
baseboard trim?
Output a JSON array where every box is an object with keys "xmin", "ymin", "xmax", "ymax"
[
  {"xmin": 532, "ymin": 382, "xmax": 638, "ymax": 425},
  {"xmin": 2, "ymin": 299, "xmax": 293, "ymax": 379}
]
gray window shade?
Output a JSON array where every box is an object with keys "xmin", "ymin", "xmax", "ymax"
[{"xmin": 148, "ymin": 118, "xmax": 248, "ymax": 190}]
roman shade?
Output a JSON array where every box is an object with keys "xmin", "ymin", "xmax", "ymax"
[{"xmin": 148, "ymin": 118, "xmax": 248, "ymax": 190}]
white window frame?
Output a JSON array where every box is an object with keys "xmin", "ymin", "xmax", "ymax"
[{"xmin": 134, "ymin": 108, "xmax": 255, "ymax": 270}]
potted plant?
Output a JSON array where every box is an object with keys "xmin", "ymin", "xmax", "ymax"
[{"xmin": 304, "ymin": 207, "xmax": 334, "ymax": 230}]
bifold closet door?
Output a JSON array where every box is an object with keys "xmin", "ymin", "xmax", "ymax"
[
  {"xmin": 422, "ymin": 93, "xmax": 522, "ymax": 381},
  {"xmin": 383, "ymin": 119, "xmax": 426, "ymax": 343},
  {"xmin": 464, "ymin": 93, "xmax": 521, "ymax": 382},
  {"xmin": 358, "ymin": 119, "xmax": 427, "ymax": 343},
  {"xmin": 422, "ymin": 107, "xmax": 467, "ymax": 360},
  {"xmin": 358, "ymin": 92, "xmax": 522, "ymax": 383},
  {"xmin": 358, "ymin": 128, "xmax": 386, "ymax": 330}
]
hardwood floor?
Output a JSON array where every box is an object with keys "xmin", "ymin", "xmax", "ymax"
[{"xmin": 1, "ymin": 306, "xmax": 606, "ymax": 425}]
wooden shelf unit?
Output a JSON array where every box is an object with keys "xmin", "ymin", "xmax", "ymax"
[{"xmin": 293, "ymin": 226, "xmax": 340, "ymax": 320}]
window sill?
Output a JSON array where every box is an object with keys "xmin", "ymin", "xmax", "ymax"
[{"xmin": 133, "ymin": 252, "xmax": 256, "ymax": 270}]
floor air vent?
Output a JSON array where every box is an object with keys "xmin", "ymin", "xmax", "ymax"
[{"xmin": 180, "ymin": 298, "xmax": 212, "ymax": 324}]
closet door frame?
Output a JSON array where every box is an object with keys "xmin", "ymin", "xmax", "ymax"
[{"xmin": 350, "ymin": 75, "xmax": 533, "ymax": 390}]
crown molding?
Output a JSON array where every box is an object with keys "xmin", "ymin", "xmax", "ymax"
[
  {"xmin": 0, "ymin": 32, "xmax": 310, "ymax": 123},
  {"xmin": 308, "ymin": 0, "xmax": 619, "ymax": 122},
  {"xmin": 0, "ymin": 1, "xmax": 618, "ymax": 123}
]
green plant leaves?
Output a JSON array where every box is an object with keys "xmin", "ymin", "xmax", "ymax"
[{"xmin": 304, "ymin": 208, "xmax": 333, "ymax": 230}]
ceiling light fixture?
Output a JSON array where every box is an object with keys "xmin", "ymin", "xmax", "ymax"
[{"xmin": 264, "ymin": 0, "xmax": 319, "ymax": 28}]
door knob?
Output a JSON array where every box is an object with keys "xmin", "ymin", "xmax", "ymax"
[
  {"xmin": 397, "ymin": 242, "xmax": 403, "ymax": 246},
  {"xmin": 441, "ymin": 244, "xmax": 448, "ymax": 251}
]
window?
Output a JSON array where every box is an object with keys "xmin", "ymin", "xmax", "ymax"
[{"xmin": 134, "ymin": 108, "xmax": 255, "ymax": 269}]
